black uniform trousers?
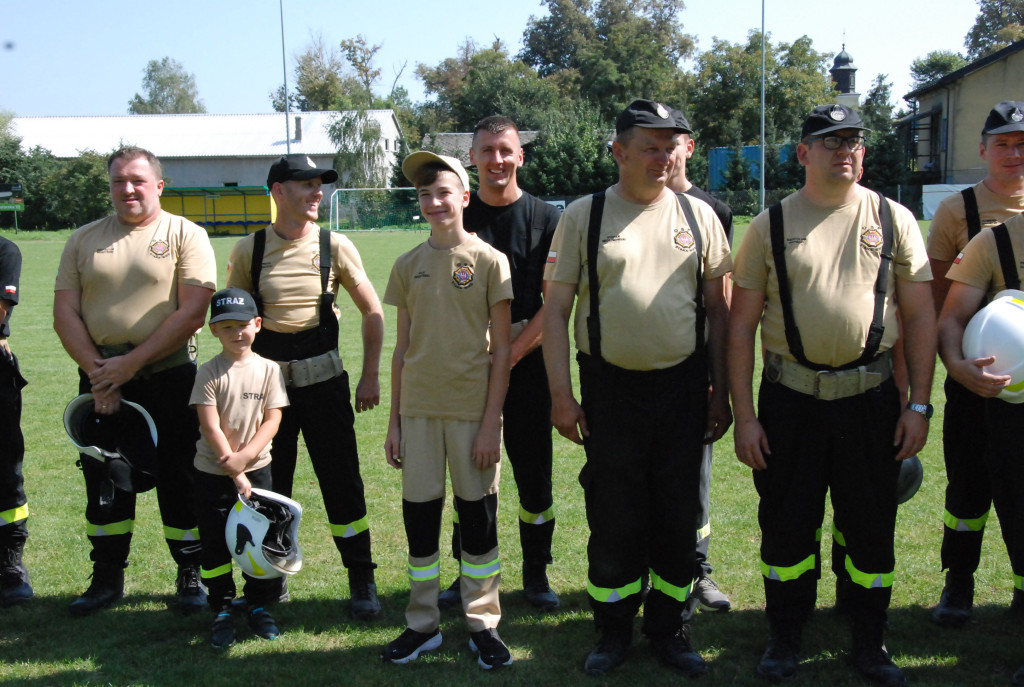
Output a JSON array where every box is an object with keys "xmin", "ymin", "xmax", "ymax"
[
  {"xmin": 270, "ymin": 370, "xmax": 373, "ymax": 571},
  {"xmin": 0, "ymin": 353, "xmax": 27, "ymax": 547},
  {"xmin": 982, "ymin": 398, "xmax": 1024, "ymax": 589},
  {"xmin": 755, "ymin": 374, "xmax": 901, "ymax": 633},
  {"xmin": 696, "ymin": 443, "xmax": 714, "ymax": 577},
  {"xmin": 939, "ymin": 374, "xmax": 991, "ymax": 574},
  {"xmin": 577, "ymin": 352, "xmax": 706, "ymax": 637},
  {"xmin": 194, "ymin": 465, "xmax": 282, "ymax": 610},
  {"xmin": 77, "ymin": 363, "xmax": 201, "ymax": 567},
  {"xmin": 449, "ymin": 347, "xmax": 555, "ymax": 567}
]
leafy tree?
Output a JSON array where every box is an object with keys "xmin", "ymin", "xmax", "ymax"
[
  {"xmin": 518, "ymin": 101, "xmax": 617, "ymax": 196},
  {"xmin": 0, "ymin": 111, "xmax": 21, "ymax": 187},
  {"xmin": 127, "ymin": 57, "xmax": 206, "ymax": 114},
  {"xmin": 859, "ymin": 74, "xmax": 909, "ymax": 199},
  {"xmin": 329, "ymin": 110, "xmax": 388, "ymax": 188},
  {"xmin": 340, "ymin": 35, "xmax": 382, "ymax": 106},
  {"xmin": 965, "ymin": 0, "xmax": 1024, "ymax": 58},
  {"xmin": 909, "ymin": 50, "xmax": 968, "ymax": 89},
  {"xmin": 687, "ymin": 31, "xmax": 833, "ymax": 152},
  {"xmin": 271, "ymin": 33, "xmax": 368, "ymax": 112}
]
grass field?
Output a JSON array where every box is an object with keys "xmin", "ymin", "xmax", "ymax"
[{"xmin": 1, "ymin": 223, "xmax": 1022, "ymax": 686}]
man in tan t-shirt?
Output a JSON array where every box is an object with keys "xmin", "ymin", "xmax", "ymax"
[
  {"xmin": 926, "ymin": 101, "xmax": 1024, "ymax": 628},
  {"xmin": 730, "ymin": 104, "xmax": 934, "ymax": 685},
  {"xmin": 544, "ymin": 99, "xmax": 732, "ymax": 678},
  {"xmin": 226, "ymin": 154, "xmax": 385, "ymax": 620},
  {"xmin": 54, "ymin": 146, "xmax": 217, "ymax": 617}
]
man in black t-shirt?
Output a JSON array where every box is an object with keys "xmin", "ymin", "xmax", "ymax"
[
  {"xmin": 436, "ymin": 115, "xmax": 563, "ymax": 612},
  {"xmin": 666, "ymin": 108, "xmax": 734, "ymax": 613}
]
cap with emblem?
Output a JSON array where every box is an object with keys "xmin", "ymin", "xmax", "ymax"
[
  {"xmin": 616, "ymin": 99, "xmax": 690, "ymax": 135},
  {"xmin": 267, "ymin": 154, "xmax": 339, "ymax": 187},
  {"xmin": 210, "ymin": 287, "xmax": 259, "ymax": 324},
  {"xmin": 801, "ymin": 104, "xmax": 869, "ymax": 139},
  {"xmin": 982, "ymin": 101, "xmax": 1024, "ymax": 135},
  {"xmin": 401, "ymin": 151, "xmax": 471, "ymax": 191},
  {"xmin": 668, "ymin": 108, "xmax": 694, "ymax": 135}
]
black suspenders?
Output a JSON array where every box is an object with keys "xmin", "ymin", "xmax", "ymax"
[
  {"xmin": 962, "ymin": 187, "xmax": 982, "ymax": 240},
  {"xmin": 961, "ymin": 186, "xmax": 1020, "ymax": 291},
  {"xmin": 768, "ymin": 192, "xmax": 894, "ymax": 371},
  {"xmin": 585, "ymin": 191, "xmax": 705, "ymax": 363}
]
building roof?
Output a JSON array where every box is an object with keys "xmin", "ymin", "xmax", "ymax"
[
  {"xmin": 10, "ymin": 110, "xmax": 399, "ymax": 159},
  {"xmin": 904, "ymin": 39, "xmax": 1024, "ymax": 100}
]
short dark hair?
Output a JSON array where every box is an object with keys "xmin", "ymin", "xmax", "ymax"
[
  {"xmin": 412, "ymin": 162, "xmax": 464, "ymax": 191},
  {"xmin": 472, "ymin": 115, "xmax": 520, "ymax": 145},
  {"xmin": 107, "ymin": 146, "xmax": 162, "ymax": 179}
]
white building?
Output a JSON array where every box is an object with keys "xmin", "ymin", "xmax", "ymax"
[{"xmin": 10, "ymin": 110, "xmax": 402, "ymax": 190}]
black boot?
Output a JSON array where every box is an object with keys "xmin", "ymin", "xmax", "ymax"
[
  {"xmin": 0, "ymin": 540, "xmax": 32, "ymax": 607},
  {"xmin": 851, "ymin": 619, "xmax": 907, "ymax": 687},
  {"xmin": 174, "ymin": 564, "xmax": 207, "ymax": 616},
  {"xmin": 348, "ymin": 566, "xmax": 381, "ymax": 620},
  {"xmin": 932, "ymin": 570, "xmax": 973, "ymax": 627},
  {"xmin": 523, "ymin": 562, "xmax": 560, "ymax": 611},
  {"xmin": 70, "ymin": 561, "xmax": 125, "ymax": 617},
  {"xmin": 757, "ymin": 624, "xmax": 801, "ymax": 683}
]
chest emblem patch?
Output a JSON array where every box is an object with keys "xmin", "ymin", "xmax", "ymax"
[
  {"xmin": 860, "ymin": 227, "xmax": 883, "ymax": 249},
  {"xmin": 674, "ymin": 228, "xmax": 695, "ymax": 251},
  {"xmin": 452, "ymin": 263, "xmax": 474, "ymax": 289},
  {"xmin": 149, "ymin": 239, "xmax": 170, "ymax": 258},
  {"xmin": 312, "ymin": 253, "xmax": 322, "ymax": 272}
]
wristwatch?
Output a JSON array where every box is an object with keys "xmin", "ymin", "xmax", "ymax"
[{"xmin": 906, "ymin": 402, "xmax": 934, "ymax": 419}]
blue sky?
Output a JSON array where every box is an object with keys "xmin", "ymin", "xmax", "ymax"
[{"xmin": 2, "ymin": 0, "xmax": 981, "ymax": 118}]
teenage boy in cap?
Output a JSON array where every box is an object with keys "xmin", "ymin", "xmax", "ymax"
[
  {"xmin": 730, "ymin": 104, "xmax": 934, "ymax": 685},
  {"xmin": 926, "ymin": 101, "xmax": 1024, "ymax": 628},
  {"xmin": 190, "ymin": 287, "xmax": 289, "ymax": 648},
  {"xmin": 381, "ymin": 151, "xmax": 513, "ymax": 669},
  {"xmin": 666, "ymin": 107, "xmax": 734, "ymax": 613},
  {"xmin": 544, "ymin": 99, "xmax": 732, "ymax": 677},
  {"xmin": 435, "ymin": 115, "xmax": 563, "ymax": 613},
  {"xmin": 227, "ymin": 154, "xmax": 385, "ymax": 619},
  {"xmin": 54, "ymin": 146, "xmax": 215, "ymax": 617}
]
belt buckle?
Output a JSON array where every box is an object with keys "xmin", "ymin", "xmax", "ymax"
[
  {"xmin": 764, "ymin": 354, "xmax": 782, "ymax": 383},
  {"xmin": 813, "ymin": 370, "xmax": 838, "ymax": 400}
]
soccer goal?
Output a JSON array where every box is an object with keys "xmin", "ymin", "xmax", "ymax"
[{"xmin": 329, "ymin": 187, "xmax": 424, "ymax": 231}]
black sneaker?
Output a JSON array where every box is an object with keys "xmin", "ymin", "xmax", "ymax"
[
  {"xmin": 649, "ymin": 628, "xmax": 708, "ymax": 677},
  {"xmin": 469, "ymin": 628, "xmax": 513, "ymax": 669},
  {"xmin": 175, "ymin": 565, "xmax": 207, "ymax": 616},
  {"xmin": 757, "ymin": 637, "xmax": 800, "ymax": 682},
  {"xmin": 931, "ymin": 572, "xmax": 973, "ymax": 627},
  {"xmin": 584, "ymin": 630, "xmax": 632, "ymax": 677},
  {"xmin": 437, "ymin": 577, "xmax": 461, "ymax": 610},
  {"xmin": 693, "ymin": 576, "xmax": 731, "ymax": 613},
  {"xmin": 851, "ymin": 644, "xmax": 907, "ymax": 687},
  {"xmin": 211, "ymin": 612, "xmax": 236, "ymax": 649},
  {"xmin": 248, "ymin": 607, "xmax": 280, "ymax": 640},
  {"xmin": 381, "ymin": 627, "xmax": 442, "ymax": 664}
]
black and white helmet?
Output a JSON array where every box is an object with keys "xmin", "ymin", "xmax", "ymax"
[
  {"xmin": 63, "ymin": 393, "xmax": 158, "ymax": 493},
  {"xmin": 225, "ymin": 488, "xmax": 303, "ymax": 579}
]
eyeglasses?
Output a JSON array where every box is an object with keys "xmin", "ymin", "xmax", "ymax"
[{"xmin": 808, "ymin": 134, "xmax": 865, "ymax": 151}]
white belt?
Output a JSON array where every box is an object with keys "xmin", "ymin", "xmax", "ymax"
[{"xmin": 277, "ymin": 350, "xmax": 344, "ymax": 388}]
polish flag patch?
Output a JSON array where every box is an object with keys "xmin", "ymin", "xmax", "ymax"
[
  {"xmin": 3, "ymin": 285, "xmax": 15, "ymax": 295},
  {"xmin": 953, "ymin": 252, "xmax": 964, "ymax": 264},
  {"xmin": 547, "ymin": 250, "xmax": 557, "ymax": 264}
]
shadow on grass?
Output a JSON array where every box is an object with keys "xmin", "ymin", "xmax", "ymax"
[{"xmin": 1, "ymin": 590, "xmax": 1022, "ymax": 686}]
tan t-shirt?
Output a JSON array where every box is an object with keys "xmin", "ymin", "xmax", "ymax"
[
  {"xmin": 227, "ymin": 227, "xmax": 368, "ymax": 333},
  {"xmin": 927, "ymin": 181, "xmax": 1024, "ymax": 262},
  {"xmin": 733, "ymin": 187, "xmax": 932, "ymax": 367},
  {"xmin": 543, "ymin": 186, "xmax": 732, "ymax": 371},
  {"xmin": 946, "ymin": 213, "xmax": 1024, "ymax": 300},
  {"xmin": 55, "ymin": 212, "xmax": 216, "ymax": 346},
  {"xmin": 190, "ymin": 352, "xmax": 290, "ymax": 475},
  {"xmin": 383, "ymin": 234, "xmax": 513, "ymax": 421}
]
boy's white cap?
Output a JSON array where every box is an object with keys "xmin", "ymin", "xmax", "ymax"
[{"xmin": 402, "ymin": 151, "xmax": 470, "ymax": 191}]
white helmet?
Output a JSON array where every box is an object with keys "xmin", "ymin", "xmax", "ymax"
[
  {"xmin": 225, "ymin": 488, "xmax": 303, "ymax": 579},
  {"xmin": 63, "ymin": 393, "xmax": 159, "ymax": 493},
  {"xmin": 963, "ymin": 289, "xmax": 1024, "ymax": 403}
]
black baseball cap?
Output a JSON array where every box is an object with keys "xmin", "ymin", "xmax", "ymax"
[
  {"xmin": 267, "ymin": 154, "xmax": 339, "ymax": 187},
  {"xmin": 801, "ymin": 104, "xmax": 869, "ymax": 139},
  {"xmin": 616, "ymin": 99, "xmax": 689, "ymax": 135},
  {"xmin": 210, "ymin": 288, "xmax": 259, "ymax": 324},
  {"xmin": 982, "ymin": 101, "xmax": 1024, "ymax": 135},
  {"xmin": 668, "ymin": 108, "xmax": 694, "ymax": 135}
]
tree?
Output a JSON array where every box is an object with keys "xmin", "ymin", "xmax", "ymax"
[
  {"xmin": 340, "ymin": 35, "xmax": 382, "ymax": 106},
  {"xmin": 127, "ymin": 58, "xmax": 206, "ymax": 114},
  {"xmin": 518, "ymin": 101, "xmax": 617, "ymax": 196},
  {"xmin": 329, "ymin": 110, "xmax": 388, "ymax": 188},
  {"xmin": 0, "ymin": 111, "xmax": 20, "ymax": 187},
  {"xmin": 909, "ymin": 50, "xmax": 968, "ymax": 89},
  {"xmin": 859, "ymin": 74, "xmax": 909, "ymax": 199},
  {"xmin": 271, "ymin": 33, "xmax": 368, "ymax": 112},
  {"xmin": 965, "ymin": 0, "xmax": 1024, "ymax": 58},
  {"xmin": 687, "ymin": 31, "xmax": 833, "ymax": 151}
]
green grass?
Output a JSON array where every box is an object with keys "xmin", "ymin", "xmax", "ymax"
[{"xmin": 1, "ymin": 223, "xmax": 1021, "ymax": 686}]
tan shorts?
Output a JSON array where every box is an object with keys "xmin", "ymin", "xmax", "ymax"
[{"xmin": 399, "ymin": 416, "xmax": 501, "ymax": 503}]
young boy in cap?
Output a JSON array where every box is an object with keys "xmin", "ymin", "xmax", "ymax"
[
  {"xmin": 190, "ymin": 287, "xmax": 290, "ymax": 649},
  {"xmin": 381, "ymin": 151, "xmax": 514, "ymax": 669}
]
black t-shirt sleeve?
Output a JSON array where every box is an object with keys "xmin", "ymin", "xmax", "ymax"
[{"xmin": 0, "ymin": 237, "xmax": 21, "ymax": 337}]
